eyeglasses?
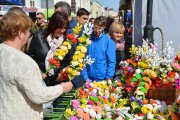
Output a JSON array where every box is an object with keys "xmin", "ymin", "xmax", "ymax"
[{"xmin": 94, "ymin": 26, "xmax": 104, "ymax": 31}]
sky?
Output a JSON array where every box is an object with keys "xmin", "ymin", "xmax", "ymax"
[{"xmin": 96, "ymin": 0, "xmax": 120, "ymax": 11}]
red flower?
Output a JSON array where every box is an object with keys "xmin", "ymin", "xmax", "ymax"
[
  {"xmin": 48, "ymin": 58, "xmax": 60, "ymax": 68},
  {"xmin": 66, "ymin": 34, "xmax": 77, "ymax": 43}
]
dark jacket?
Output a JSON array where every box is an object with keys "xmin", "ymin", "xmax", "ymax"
[
  {"xmin": 27, "ymin": 30, "xmax": 75, "ymax": 85},
  {"xmin": 65, "ymin": 18, "xmax": 77, "ymax": 34},
  {"xmin": 27, "ymin": 30, "xmax": 84, "ymax": 87}
]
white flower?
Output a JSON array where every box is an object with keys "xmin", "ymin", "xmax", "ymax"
[
  {"xmin": 96, "ymin": 113, "xmax": 102, "ymax": 119},
  {"xmin": 78, "ymin": 58, "xmax": 83, "ymax": 63},
  {"xmin": 60, "ymin": 45, "xmax": 68, "ymax": 51},
  {"xmin": 71, "ymin": 61, "xmax": 79, "ymax": 66},
  {"xmin": 58, "ymin": 55, "xmax": 63, "ymax": 60},
  {"xmin": 67, "ymin": 44, "xmax": 71, "ymax": 49},
  {"xmin": 74, "ymin": 51, "xmax": 80, "ymax": 54},
  {"xmin": 89, "ymin": 109, "xmax": 96, "ymax": 117},
  {"xmin": 81, "ymin": 46, "xmax": 87, "ymax": 53},
  {"xmin": 83, "ymin": 23, "xmax": 93, "ymax": 35},
  {"xmin": 86, "ymin": 39, "xmax": 91, "ymax": 45},
  {"xmin": 147, "ymin": 112, "xmax": 154, "ymax": 120},
  {"xmin": 108, "ymin": 80, "xmax": 112, "ymax": 85},
  {"xmin": 84, "ymin": 55, "xmax": 95, "ymax": 65},
  {"xmin": 92, "ymin": 89, "xmax": 97, "ymax": 93}
]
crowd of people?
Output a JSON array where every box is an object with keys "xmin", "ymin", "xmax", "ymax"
[{"xmin": 0, "ymin": 1, "xmax": 132, "ymax": 120}]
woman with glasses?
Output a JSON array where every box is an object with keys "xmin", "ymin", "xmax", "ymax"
[
  {"xmin": 81, "ymin": 16, "xmax": 116, "ymax": 82},
  {"xmin": 0, "ymin": 11, "xmax": 72, "ymax": 120}
]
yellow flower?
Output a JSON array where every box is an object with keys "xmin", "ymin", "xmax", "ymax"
[
  {"xmin": 73, "ymin": 23, "xmax": 82, "ymax": 35},
  {"xmin": 80, "ymin": 104, "xmax": 86, "ymax": 108},
  {"xmin": 78, "ymin": 53, "xmax": 85, "ymax": 58},
  {"xmin": 65, "ymin": 108, "xmax": 74, "ymax": 116},
  {"xmin": 129, "ymin": 45, "xmax": 136, "ymax": 55},
  {"xmin": 63, "ymin": 41, "xmax": 69, "ymax": 46},
  {"xmin": 79, "ymin": 35, "xmax": 86, "ymax": 43},
  {"xmin": 76, "ymin": 46, "xmax": 82, "ymax": 51},
  {"xmin": 54, "ymin": 52, "xmax": 59, "ymax": 57},
  {"xmin": 65, "ymin": 49, "xmax": 69, "ymax": 54},
  {"xmin": 72, "ymin": 55, "xmax": 79, "ymax": 61},
  {"xmin": 141, "ymin": 105, "xmax": 148, "ymax": 114},
  {"xmin": 58, "ymin": 50, "xmax": 66, "ymax": 57},
  {"xmin": 79, "ymin": 63, "xmax": 84, "ymax": 70},
  {"xmin": 68, "ymin": 68, "xmax": 74, "ymax": 74}
]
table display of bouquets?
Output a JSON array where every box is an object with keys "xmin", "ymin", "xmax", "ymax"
[{"xmin": 46, "ymin": 80, "xmax": 179, "ymax": 120}]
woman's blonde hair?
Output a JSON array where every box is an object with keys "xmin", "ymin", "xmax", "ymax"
[
  {"xmin": 0, "ymin": 12, "xmax": 32, "ymax": 41},
  {"xmin": 109, "ymin": 21, "xmax": 125, "ymax": 36}
]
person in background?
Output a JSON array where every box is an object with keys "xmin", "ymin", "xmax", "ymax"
[
  {"xmin": 89, "ymin": 17, "xmax": 95, "ymax": 25},
  {"xmin": 104, "ymin": 16, "xmax": 114, "ymax": 35},
  {"xmin": 54, "ymin": 1, "xmax": 77, "ymax": 34},
  {"xmin": 34, "ymin": 12, "xmax": 48, "ymax": 33},
  {"xmin": 76, "ymin": 8, "xmax": 90, "ymax": 26},
  {"xmin": 76, "ymin": 8, "xmax": 90, "ymax": 37},
  {"xmin": 27, "ymin": 11, "xmax": 69, "ymax": 86},
  {"xmin": 0, "ymin": 11, "xmax": 72, "ymax": 120},
  {"xmin": 81, "ymin": 16, "xmax": 116, "ymax": 82},
  {"xmin": 109, "ymin": 21, "xmax": 125, "ymax": 78}
]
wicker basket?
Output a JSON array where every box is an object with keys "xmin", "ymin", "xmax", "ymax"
[{"xmin": 146, "ymin": 87, "xmax": 176, "ymax": 102}]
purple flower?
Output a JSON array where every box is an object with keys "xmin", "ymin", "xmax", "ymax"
[
  {"xmin": 130, "ymin": 96, "xmax": 135, "ymax": 102},
  {"xmin": 91, "ymin": 92, "xmax": 97, "ymax": 97},
  {"xmin": 72, "ymin": 100, "xmax": 79, "ymax": 110},
  {"xmin": 157, "ymin": 115, "xmax": 163, "ymax": 120},
  {"xmin": 128, "ymin": 67, "xmax": 133, "ymax": 72},
  {"xmin": 70, "ymin": 116, "xmax": 78, "ymax": 120},
  {"xmin": 135, "ymin": 55, "xmax": 140, "ymax": 61},
  {"xmin": 85, "ymin": 82, "xmax": 90, "ymax": 89}
]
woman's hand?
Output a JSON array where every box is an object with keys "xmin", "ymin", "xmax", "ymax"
[
  {"xmin": 60, "ymin": 82, "xmax": 73, "ymax": 93},
  {"xmin": 42, "ymin": 73, "xmax": 47, "ymax": 79}
]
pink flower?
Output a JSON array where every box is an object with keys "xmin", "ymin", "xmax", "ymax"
[
  {"xmin": 72, "ymin": 100, "xmax": 79, "ymax": 110},
  {"xmin": 85, "ymin": 82, "xmax": 90, "ymax": 89},
  {"xmin": 70, "ymin": 116, "xmax": 78, "ymax": 120}
]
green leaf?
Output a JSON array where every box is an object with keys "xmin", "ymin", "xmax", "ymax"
[
  {"xmin": 140, "ymin": 87, "xmax": 147, "ymax": 93},
  {"xmin": 139, "ymin": 81, "xmax": 146, "ymax": 86},
  {"xmin": 135, "ymin": 74, "xmax": 142, "ymax": 79},
  {"xmin": 132, "ymin": 77, "xmax": 138, "ymax": 82}
]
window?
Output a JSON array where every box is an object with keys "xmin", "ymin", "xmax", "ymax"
[{"xmin": 30, "ymin": 0, "xmax": 35, "ymax": 7}]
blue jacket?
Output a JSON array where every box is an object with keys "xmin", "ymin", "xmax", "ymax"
[{"xmin": 81, "ymin": 32, "xmax": 116, "ymax": 81}]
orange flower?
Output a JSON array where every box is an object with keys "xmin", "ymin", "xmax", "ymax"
[
  {"xmin": 143, "ymin": 99, "xmax": 148, "ymax": 104},
  {"xmin": 77, "ymin": 108, "xmax": 85, "ymax": 118},
  {"xmin": 110, "ymin": 96, "xmax": 116, "ymax": 103},
  {"xmin": 84, "ymin": 113, "xmax": 90, "ymax": 120},
  {"xmin": 94, "ymin": 106, "xmax": 102, "ymax": 113},
  {"xmin": 144, "ymin": 83, "xmax": 150, "ymax": 90},
  {"xmin": 66, "ymin": 34, "xmax": 77, "ymax": 43},
  {"xmin": 168, "ymin": 71, "xmax": 176, "ymax": 78},
  {"xmin": 48, "ymin": 58, "xmax": 60, "ymax": 68}
]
